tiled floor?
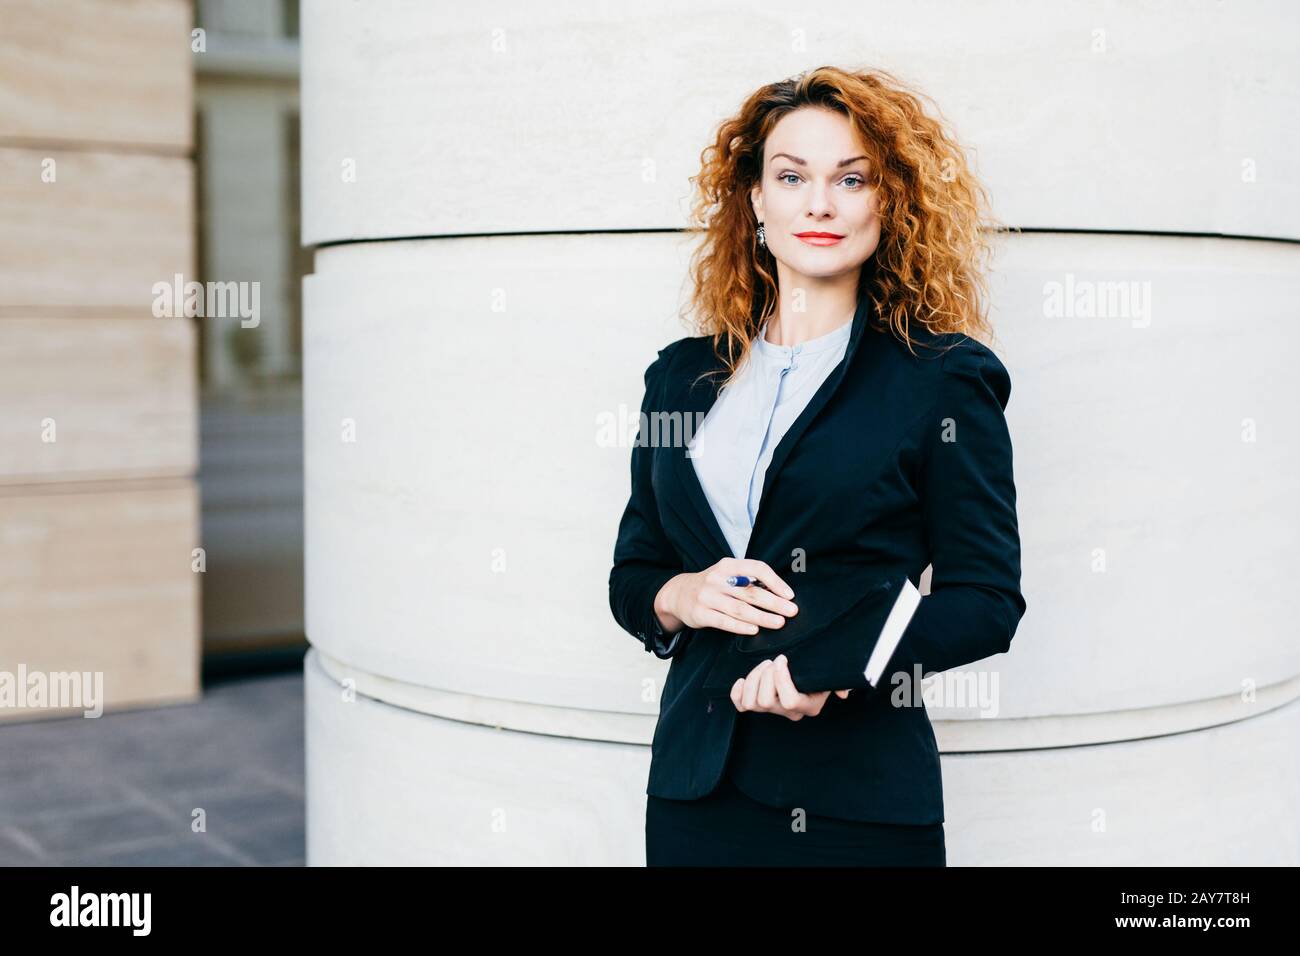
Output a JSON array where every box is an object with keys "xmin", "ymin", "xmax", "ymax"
[{"xmin": 0, "ymin": 671, "xmax": 305, "ymax": 866}]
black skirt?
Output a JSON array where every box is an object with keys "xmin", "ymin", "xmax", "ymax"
[{"xmin": 646, "ymin": 770, "xmax": 946, "ymax": 867}]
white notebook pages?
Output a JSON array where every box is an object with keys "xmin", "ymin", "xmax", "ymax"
[{"xmin": 864, "ymin": 577, "xmax": 921, "ymax": 688}]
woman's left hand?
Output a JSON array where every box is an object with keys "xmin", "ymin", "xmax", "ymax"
[{"xmin": 730, "ymin": 654, "xmax": 850, "ymax": 721}]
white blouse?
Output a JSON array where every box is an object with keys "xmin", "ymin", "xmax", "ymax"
[{"xmin": 686, "ymin": 315, "xmax": 853, "ymax": 559}]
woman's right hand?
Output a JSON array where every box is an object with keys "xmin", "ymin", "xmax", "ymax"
[{"xmin": 654, "ymin": 559, "xmax": 798, "ymax": 635}]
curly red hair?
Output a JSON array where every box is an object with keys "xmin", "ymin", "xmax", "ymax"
[{"xmin": 680, "ymin": 65, "xmax": 1008, "ymax": 387}]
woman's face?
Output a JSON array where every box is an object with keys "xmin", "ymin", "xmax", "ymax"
[{"xmin": 750, "ymin": 106, "xmax": 882, "ymax": 285}]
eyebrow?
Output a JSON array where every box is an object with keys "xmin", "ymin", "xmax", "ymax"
[{"xmin": 769, "ymin": 152, "xmax": 869, "ymax": 168}]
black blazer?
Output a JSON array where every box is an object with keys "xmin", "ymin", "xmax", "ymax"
[{"xmin": 608, "ymin": 292, "xmax": 1026, "ymax": 824}]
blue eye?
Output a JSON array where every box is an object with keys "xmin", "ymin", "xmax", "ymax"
[{"xmin": 778, "ymin": 171, "xmax": 866, "ymax": 188}]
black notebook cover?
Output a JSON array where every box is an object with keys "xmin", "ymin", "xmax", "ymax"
[{"xmin": 699, "ymin": 572, "xmax": 920, "ymax": 697}]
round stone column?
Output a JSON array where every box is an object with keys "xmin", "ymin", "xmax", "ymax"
[{"xmin": 301, "ymin": 0, "xmax": 1300, "ymax": 864}]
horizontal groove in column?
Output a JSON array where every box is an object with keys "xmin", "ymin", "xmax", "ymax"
[
  {"xmin": 311, "ymin": 647, "xmax": 1300, "ymax": 753},
  {"xmin": 308, "ymin": 226, "xmax": 1300, "ymax": 253}
]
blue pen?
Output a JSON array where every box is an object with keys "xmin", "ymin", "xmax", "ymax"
[{"xmin": 725, "ymin": 575, "xmax": 769, "ymax": 589}]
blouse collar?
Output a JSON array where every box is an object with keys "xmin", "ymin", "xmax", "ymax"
[{"xmin": 754, "ymin": 314, "xmax": 854, "ymax": 360}]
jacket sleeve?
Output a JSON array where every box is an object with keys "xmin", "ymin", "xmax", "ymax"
[
  {"xmin": 889, "ymin": 341, "xmax": 1027, "ymax": 682},
  {"xmin": 608, "ymin": 340, "xmax": 693, "ymax": 660}
]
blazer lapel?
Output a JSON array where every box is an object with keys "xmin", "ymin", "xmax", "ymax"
[
  {"xmin": 666, "ymin": 352, "xmax": 733, "ymax": 560},
  {"xmin": 745, "ymin": 292, "xmax": 878, "ymax": 557},
  {"xmin": 666, "ymin": 290, "xmax": 881, "ymax": 563}
]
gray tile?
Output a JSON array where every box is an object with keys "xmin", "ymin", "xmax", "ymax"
[
  {"xmin": 247, "ymin": 764, "xmax": 305, "ymax": 798},
  {"xmin": 17, "ymin": 801, "xmax": 179, "ymax": 856},
  {"xmin": 0, "ymin": 771, "xmax": 137, "ymax": 822},
  {"xmin": 0, "ymin": 671, "xmax": 307, "ymax": 866},
  {"xmin": 219, "ymin": 813, "xmax": 305, "ymax": 865},
  {"xmin": 116, "ymin": 762, "xmax": 263, "ymax": 798},
  {"xmin": 54, "ymin": 835, "xmax": 249, "ymax": 867},
  {"xmin": 149, "ymin": 785, "xmax": 303, "ymax": 831},
  {"xmin": 0, "ymin": 826, "xmax": 48, "ymax": 865}
]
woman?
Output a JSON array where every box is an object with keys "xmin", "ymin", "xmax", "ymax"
[{"xmin": 609, "ymin": 65, "xmax": 1026, "ymax": 866}]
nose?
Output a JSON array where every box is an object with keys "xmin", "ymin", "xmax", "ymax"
[{"xmin": 805, "ymin": 182, "xmax": 835, "ymax": 219}]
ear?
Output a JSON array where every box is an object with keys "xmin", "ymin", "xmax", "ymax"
[{"xmin": 750, "ymin": 181, "xmax": 764, "ymax": 223}]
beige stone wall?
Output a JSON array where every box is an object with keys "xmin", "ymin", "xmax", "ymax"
[{"xmin": 0, "ymin": 0, "xmax": 200, "ymax": 720}]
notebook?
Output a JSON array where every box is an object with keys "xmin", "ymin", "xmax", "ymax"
[
  {"xmin": 864, "ymin": 575, "xmax": 921, "ymax": 687},
  {"xmin": 699, "ymin": 573, "xmax": 921, "ymax": 696}
]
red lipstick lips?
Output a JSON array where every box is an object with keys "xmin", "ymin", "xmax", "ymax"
[{"xmin": 794, "ymin": 231, "xmax": 845, "ymax": 246}]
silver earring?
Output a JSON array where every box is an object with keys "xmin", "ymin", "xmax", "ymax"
[{"xmin": 757, "ymin": 222, "xmax": 766, "ymax": 247}]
